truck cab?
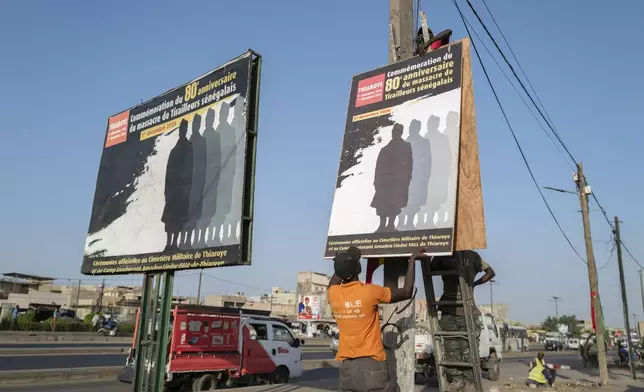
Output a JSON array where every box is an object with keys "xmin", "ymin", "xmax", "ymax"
[
  {"xmin": 119, "ymin": 305, "xmax": 304, "ymax": 390},
  {"xmin": 414, "ymin": 313, "xmax": 503, "ymax": 382}
]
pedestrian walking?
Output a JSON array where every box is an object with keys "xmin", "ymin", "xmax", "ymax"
[{"xmin": 9, "ymin": 304, "xmax": 19, "ymax": 330}]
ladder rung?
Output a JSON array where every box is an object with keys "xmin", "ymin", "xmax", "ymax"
[
  {"xmin": 433, "ymin": 331, "xmax": 468, "ymax": 337},
  {"xmin": 439, "ymin": 361, "xmax": 474, "ymax": 368},
  {"xmin": 427, "ymin": 270, "xmax": 459, "ymax": 276},
  {"xmin": 431, "ymin": 300, "xmax": 464, "ymax": 306}
]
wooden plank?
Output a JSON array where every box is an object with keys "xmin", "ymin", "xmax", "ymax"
[{"xmin": 454, "ymin": 38, "xmax": 487, "ymax": 251}]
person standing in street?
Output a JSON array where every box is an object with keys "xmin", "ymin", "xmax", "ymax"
[
  {"xmin": 9, "ymin": 304, "xmax": 19, "ymax": 330},
  {"xmin": 92, "ymin": 313, "xmax": 100, "ymax": 332},
  {"xmin": 327, "ymin": 246, "xmax": 420, "ymax": 392},
  {"xmin": 412, "ymin": 250, "xmax": 495, "ymax": 391},
  {"xmin": 52, "ymin": 307, "xmax": 60, "ymax": 332}
]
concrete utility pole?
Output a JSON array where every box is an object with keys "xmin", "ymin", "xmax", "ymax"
[
  {"xmin": 196, "ymin": 270, "xmax": 203, "ymax": 305},
  {"xmin": 97, "ymin": 278, "xmax": 105, "ymax": 313},
  {"xmin": 639, "ymin": 270, "xmax": 644, "ymax": 320},
  {"xmin": 551, "ymin": 296, "xmax": 562, "ymax": 350},
  {"xmin": 575, "ymin": 163, "xmax": 609, "ymax": 384},
  {"xmin": 383, "ymin": 1, "xmax": 415, "ymax": 391},
  {"xmin": 75, "ymin": 279, "xmax": 81, "ymax": 315},
  {"xmin": 552, "ymin": 296, "xmax": 561, "ymax": 320},
  {"xmin": 613, "ymin": 216, "xmax": 636, "ymax": 380},
  {"xmin": 489, "ymin": 280, "xmax": 499, "ymax": 315}
]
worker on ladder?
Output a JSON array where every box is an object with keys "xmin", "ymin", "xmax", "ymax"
[
  {"xmin": 327, "ymin": 246, "xmax": 420, "ymax": 392},
  {"xmin": 417, "ymin": 250, "xmax": 496, "ymax": 391}
]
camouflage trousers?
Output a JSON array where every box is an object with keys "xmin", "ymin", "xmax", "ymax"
[{"xmin": 439, "ymin": 313, "xmax": 481, "ymax": 386}]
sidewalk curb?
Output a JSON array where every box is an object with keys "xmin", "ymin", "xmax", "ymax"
[
  {"xmin": 0, "ymin": 360, "xmax": 339, "ymax": 386},
  {"xmin": 0, "ymin": 366, "xmax": 122, "ymax": 387}
]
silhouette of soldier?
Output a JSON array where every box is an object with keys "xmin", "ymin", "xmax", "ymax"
[
  {"xmin": 214, "ymin": 102, "xmax": 236, "ymax": 243},
  {"xmin": 371, "ymin": 123, "xmax": 413, "ymax": 233},
  {"xmin": 442, "ymin": 111, "xmax": 461, "ymax": 226},
  {"xmin": 180, "ymin": 113, "xmax": 207, "ymax": 249},
  {"xmin": 398, "ymin": 119, "xmax": 431, "ymax": 231},
  {"xmin": 162, "ymin": 119, "xmax": 193, "ymax": 251},
  {"xmin": 200, "ymin": 108, "xmax": 222, "ymax": 246},
  {"xmin": 422, "ymin": 115, "xmax": 452, "ymax": 228},
  {"xmin": 228, "ymin": 98, "xmax": 246, "ymax": 243}
]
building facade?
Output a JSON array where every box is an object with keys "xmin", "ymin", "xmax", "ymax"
[{"xmin": 296, "ymin": 272, "xmax": 332, "ymax": 320}]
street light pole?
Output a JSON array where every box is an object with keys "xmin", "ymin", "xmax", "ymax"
[
  {"xmin": 552, "ymin": 296, "xmax": 562, "ymax": 350},
  {"xmin": 489, "ymin": 280, "xmax": 499, "ymax": 317}
]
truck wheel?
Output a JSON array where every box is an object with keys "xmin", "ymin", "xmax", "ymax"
[
  {"xmin": 194, "ymin": 374, "xmax": 218, "ymax": 391},
  {"xmin": 486, "ymin": 353, "xmax": 500, "ymax": 381},
  {"xmin": 271, "ymin": 366, "xmax": 289, "ymax": 384}
]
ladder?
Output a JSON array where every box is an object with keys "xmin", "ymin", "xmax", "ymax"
[{"xmin": 420, "ymin": 251, "xmax": 484, "ymax": 392}]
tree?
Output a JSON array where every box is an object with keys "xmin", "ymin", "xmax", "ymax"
[
  {"xmin": 542, "ymin": 316, "xmax": 559, "ymax": 332},
  {"xmin": 558, "ymin": 315, "xmax": 582, "ymax": 338},
  {"xmin": 541, "ymin": 315, "xmax": 582, "ymax": 337}
]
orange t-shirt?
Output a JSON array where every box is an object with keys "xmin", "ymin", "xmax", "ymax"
[{"xmin": 327, "ymin": 281, "xmax": 392, "ymax": 361}]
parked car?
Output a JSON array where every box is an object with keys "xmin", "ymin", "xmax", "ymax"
[{"xmin": 544, "ymin": 339, "xmax": 564, "ymax": 351}]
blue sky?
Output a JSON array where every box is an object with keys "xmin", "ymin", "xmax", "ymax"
[{"xmin": 1, "ymin": 1, "xmax": 643, "ymax": 326}]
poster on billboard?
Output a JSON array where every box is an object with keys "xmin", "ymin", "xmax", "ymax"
[
  {"xmin": 81, "ymin": 51, "xmax": 261, "ymax": 275},
  {"xmin": 325, "ymin": 42, "xmax": 463, "ymax": 258},
  {"xmin": 297, "ymin": 295, "xmax": 321, "ymax": 320}
]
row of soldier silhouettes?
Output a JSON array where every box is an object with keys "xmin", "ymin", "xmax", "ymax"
[
  {"xmin": 371, "ymin": 111, "xmax": 459, "ymax": 233},
  {"xmin": 161, "ymin": 99, "xmax": 244, "ymax": 251}
]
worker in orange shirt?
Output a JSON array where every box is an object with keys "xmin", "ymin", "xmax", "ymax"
[{"xmin": 327, "ymin": 246, "xmax": 419, "ymax": 392}]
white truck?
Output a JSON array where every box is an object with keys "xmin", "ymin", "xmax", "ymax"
[{"xmin": 415, "ymin": 314, "xmax": 503, "ymax": 382}]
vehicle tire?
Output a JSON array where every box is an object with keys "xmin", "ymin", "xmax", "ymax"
[
  {"xmin": 271, "ymin": 366, "xmax": 289, "ymax": 384},
  {"xmin": 486, "ymin": 352, "xmax": 500, "ymax": 381},
  {"xmin": 194, "ymin": 374, "xmax": 218, "ymax": 391}
]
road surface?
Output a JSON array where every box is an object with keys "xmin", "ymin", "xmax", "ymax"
[
  {"xmin": 0, "ymin": 354, "xmax": 594, "ymax": 392},
  {"xmin": 0, "ymin": 342, "xmax": 129, "ymax": 349},
  {"xmin": 0, "ymin": 351, "xmax": 337, "ymax": 371}
]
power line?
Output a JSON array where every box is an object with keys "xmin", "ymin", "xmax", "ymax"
[
  {"xmin": 461, "ymin": 0, "xmax": 578, "ymax": 165},
  {"xmin": 451, "ymin": 0, "xmax": 587, "ymax": 265},
  {"xmin": 456, "ymin": 11, "xmax": 574, "ymax": 171},
  {"xmin": 459, "ymin": 0, "xmax": 643, "ymax": 269},
  {"xmin": 202, "ymin": 273, "xmax": 270, "ymax": 292},
  {"xmin": 478, "ymin": 0, "xmax": 556, "ymax": 132}
]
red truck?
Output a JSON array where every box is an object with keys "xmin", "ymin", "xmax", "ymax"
[{"xmin": 119, "ymin": 304, "xmax": 305, "ymax": 390}]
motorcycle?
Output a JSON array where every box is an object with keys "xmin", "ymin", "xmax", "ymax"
[{"xmin": 98, "ymin": 324, "xmax": 119, "ymax": 337}]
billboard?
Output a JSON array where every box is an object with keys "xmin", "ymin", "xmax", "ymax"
[
  {"xmin": 297, "ymin": 295, "xmax": 321, "ymax": 320},
  {"xmin": 82, "ymin": 51, "xmax": 261, "ymax": 275},
  {"xmin": 325, "ymin": 43, "xmax": 463, "ymax": 258}
]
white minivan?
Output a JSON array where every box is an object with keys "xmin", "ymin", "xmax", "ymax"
[{"xmin": 567, "ymin": 338, "xmax": 580, "ymax": 349}]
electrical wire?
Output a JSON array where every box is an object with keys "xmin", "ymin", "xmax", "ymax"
[
  {"xmin": 479, "ymin": 0, "xmax": 557, "ymax": 135},
  {"xmin": 202, "ymin": 273, "xmax": 270, "ymax": 292},
  {"xmin": 461, "ymin": 0, "xmax": 578, "ymax": 166},
  {"xmin": 457, "ymin": 12, "xmax": 574, "ymax": 171},
  {"xmin": 457, "ymin": 0, "xmax": 643, "ymax": 269},
  {"xmin": 451, "ymin": 0, "xmax": 587, "ymax": 265}
]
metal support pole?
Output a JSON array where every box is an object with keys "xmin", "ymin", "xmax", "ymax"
[
  {"xmin": 153, "ymin": 272, "xmax": 175, "ymax": 392},
  {"xmin": 133, "ymin": 274, "xmax": 153, "ymax": 392}
]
